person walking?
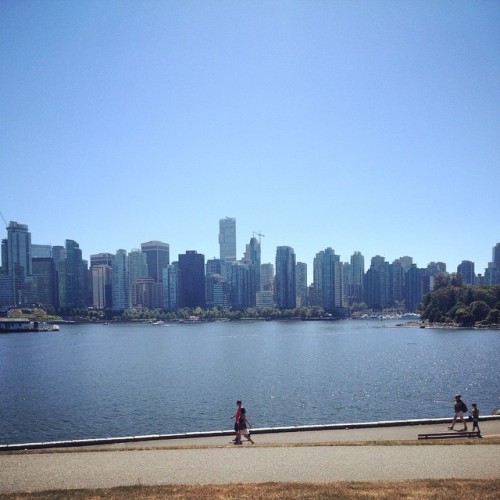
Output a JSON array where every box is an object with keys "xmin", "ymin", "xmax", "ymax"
[
  {"xmin": 469, "ymin": 403, "xmax": 481, "ymax": 436},
  {"xmin": 231, "ymin": 400, "xmax": 243, "ymax": 444},
  {"xmin": 448, "ymin": 393, "xmax": 468, "ymax": 431},
  {"xmin": 237, "ymin": 407, "xmax": 254, "ymax": 444}
]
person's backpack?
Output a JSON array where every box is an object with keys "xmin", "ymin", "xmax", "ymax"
[{"xmin": 461, "ymin": 401, "xmax": 468, "ymax": 413}]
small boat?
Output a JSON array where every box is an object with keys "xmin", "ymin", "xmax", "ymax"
[{"xmin": 151, "ymin": 320, "xmax": 164, "ymax": 325}]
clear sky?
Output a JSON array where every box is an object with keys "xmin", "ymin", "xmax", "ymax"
[{"xmin": 1, "ymin": 0, "xmax": 499, "ymax": 279}]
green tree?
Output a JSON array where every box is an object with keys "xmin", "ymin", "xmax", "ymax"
[{"xmin": 469, "ymin": 301, "xmax": 491, "ymax": 322}]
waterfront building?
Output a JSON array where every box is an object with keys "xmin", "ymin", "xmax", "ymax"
[
  {"xmin": 219, "ymin": 217, "xmax": 236, "ymax": 262},
  {"xmin": 140, "ymin": 241, "xmax": 169, "ymax": 308},
  {"xmin": 256, "ymin": 290, "xmax": 274, "ymax": 308},
  {"xmin": 32, "ymin": 257, "xmax": 58, "ymax": 309},
  {"xmin": 64, "ymin": 239, "xmax": 86, "ymax": 308},
  {"xmin": 260, "ymin": 263, "xmax": 274, "ymax": 292},
  {"xmin": 319, "ymin": 248, "xmax": 343, "ymax": 312},
  {"xmin": 230, "ymin": 261, "xmax": 254, "ymax": 309},
  {"xmin": 128, "ymin": 249, "xmax": 149, "ymax": 307},
  {"xmin": 242, "ymin": 236, "xmax": 261, "ymax": 305},
  {"xmin": 275, "ymin": 246, "xmax": 296, "ymax": 309},
  {"xmin": 163, "ymin": 262, "xmax": 179, "ymax": 311},
  {"xmin": 205, "ymin": 258, "xmax": 230, "ymax": 308},
  {"xmin": 484, "ymin": 262, "xmax": 499, "ymax": 285},
  {"xmin": 112, "ymin": 249, "xmax": 130, "ymax": 311},
  {"xmin": 363, "ymin": 255, "xmax": 390, "ymax": 310},
  {"xmin": 345, "ymin": 251, "xmax": 364, "ymax": 305},
  {"xmin": 295, "ymin": 261, "xmax": 308, "ymax": 307},
  {"xmin": 405, "ymin": 264, "xmax": 425, "ymax": 311},
  {"xmin": 457, "ymin": 260, "xmax": 475, "ymax": 285},
  {"xmin": 92, "ymin": 264, "xmax": 112, "ymax": 309},
  {"xmin": 178, "ymin": 251, "xmax": 205, "ymax": 309},
  {"xmin": 141, "ymin": 241, "xmax": 169, "ymax": 283},
  {"xmin": 390, "ymin": 259, "xmax": 405, "ymax": 305},
  {"xmin": 132, "ymin": 277, "xmax": 158, "ymax": 308},
  {"xmin": 244, "ymin": 236, "xmax": 261, "ymax": 298},
  {"xmin": 52, "ymin": 245, "xmax": 66, "ymax": 309},
  {"xmin": 0, "ymin": 221, "xmax": 34, "ymax": 306}
]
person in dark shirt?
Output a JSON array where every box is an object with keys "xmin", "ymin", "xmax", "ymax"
[
  {"xmin": 469, "ymin": 403, "xmax": 481, "ymax": 436},
  {"xmin": 448, "ymin": 393, "xmax": 468, "ymax": 431},
  {"xmin": 238, "ymin": 407, "xmax": 254, "ymax": 444}
]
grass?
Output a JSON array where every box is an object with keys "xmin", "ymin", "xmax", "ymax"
[{"xmin": 1, "ymin": 479, "xmax": 500, "ymax": 499}]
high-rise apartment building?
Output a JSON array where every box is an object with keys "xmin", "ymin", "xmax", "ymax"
[
  {"xmin": 32, "ymin": 257, "xmax": 58, "ymax": 309},
  {"xmin": 112, "ymin": 249, "xmax": 129, "ymax": 311},
  {"xmin": 484, "ymin": 243, "xmax": 500, "ymax": 285},
  {"xmin": 65, "ymin": 239, "xmax": 86, "ymax": 308},
  {"xmin": 219, "ymin": 217, "xmax": 236, "ymax": 262},
  {"xmin": 163, "ymin": 262, "xmax": 180, "ymax": 310},
  {"xmin": 260, "ymin": 263, "xmax": 274, "ymax": 292},
  {"xmin": 178, "ymin": 251, "xmax": 205, "ymax": 309},
  {"xmin": 141, "ymin": 241, "xmax": 169, "ymax": 282},
  {"xmin": 295, "ymin": 262, "xmax": 308, "ymax": 307},
  {"xmin": 92, "ymin": 264, "xmax": 112, "ymax": 309},
  {"xmin": 0, "ymin": 221, "xmax": 34, "ymax": 306},
  {"xmin": 275, "ymin": 246, "xmax": 296, "ymax": 309},
  {"xmin": 129, "ymin": 249, "xmax": 149, "ymax": 307},
  {"xmin": 363, "ymin": 255, "xmax": 390, "ymax": 310},
  {"xmin": 457, "ymin": 260, "xmax": 475, "ymax": 285},
  {"xmin": 314, "ymin": 248, "xmax": 343, "ymax": 312}
]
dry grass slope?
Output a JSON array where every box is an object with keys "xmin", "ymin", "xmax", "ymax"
[{"xmin": 1, "ymin": 480, "xmax": 500, "ymax": 500}]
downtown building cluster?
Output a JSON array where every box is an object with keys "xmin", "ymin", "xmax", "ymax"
[{"xmin": 1, "ymin": 218, "xmax": 499, "ymax": 313}]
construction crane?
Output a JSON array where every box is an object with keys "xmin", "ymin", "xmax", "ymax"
[
  {"xmin": 0, "ymin": 210, "xmax": 7, "ymax": 228},
  {"xmin": 252, "ymin": 231, "xmax": 265, "ymax": 245}
]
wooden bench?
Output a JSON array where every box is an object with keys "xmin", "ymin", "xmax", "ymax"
[{"xmin": 418, "ymin": 431, "xmax": 481, "ymax": 440}]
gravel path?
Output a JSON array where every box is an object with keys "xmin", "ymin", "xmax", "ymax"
[{"xmin": 1, "ymin": 420, "xmax": 499, "ymax": 494}]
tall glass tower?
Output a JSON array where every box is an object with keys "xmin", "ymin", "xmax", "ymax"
[
  {"xmin": 0, "ymin": 221, "xmax": 33, "ymax": 306},
  {"xmin": 141, "ymin": 241, "xmax": 169, "ymax": 283},
  {"xmin": 219, "ymin": 217, "xmax": 236, "ymax": 262},
  {"xmin": 275, "ymin": 246, "xmax": 296, "ymax": 309}
]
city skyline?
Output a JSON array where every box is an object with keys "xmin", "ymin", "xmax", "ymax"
[
  {"xmin": 2, "ymin": 217, "xmax": 499, "ymax": 280},
  {"xmin": 1, "ymin": 218, "xmax": 499, "ymax": 312},
  {"xmin": 1, "ymin": 2, "xmax": 499, "ymax": 276}
]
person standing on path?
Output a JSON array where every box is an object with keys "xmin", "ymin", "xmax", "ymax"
[
  {"xmin": 231, "ymin": 400, "xmax": 243, "ymax": 444},
  {"xmin": 469, "ymin": 403, "xmax": 481, "ymax": 436},
  {"xmin": 448, "ymin": 393, "xmax": 468, "ymax": 431}
]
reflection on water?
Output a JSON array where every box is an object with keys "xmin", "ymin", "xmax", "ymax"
[{"xmin": 0, "ymin": 320, "xmax": 499, "ymax": 444}]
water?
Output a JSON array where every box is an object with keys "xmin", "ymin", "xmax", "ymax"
[{"xmin": 0, "ymin": 320, "xmax": 499, "ymax": 445}]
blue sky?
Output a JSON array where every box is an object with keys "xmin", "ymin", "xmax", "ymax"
[{"xmin": 1, "ymin": 1, "xmax": 499, "ymax": 278}]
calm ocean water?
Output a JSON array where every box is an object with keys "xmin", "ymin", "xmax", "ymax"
[{"xmin": 1, "ymin": 319, "xmax": 499, "ymax": 445}]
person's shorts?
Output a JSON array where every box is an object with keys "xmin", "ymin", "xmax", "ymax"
[
  {"xmin": 239, "ymin": 427, "xmax": 250, "ymax": 436},
  {"xmin": 455, "ymin": 411, "xmax": 464, "ymax": 418}
]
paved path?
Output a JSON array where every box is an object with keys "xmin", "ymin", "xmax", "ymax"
[{"xmin": 1, "ymin": 420, "xmax": 499, "ymax": 494}]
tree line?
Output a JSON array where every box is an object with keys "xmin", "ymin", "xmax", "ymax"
[{"xmin": 419, "ymin": 274, "xmax": 500, "ymax": 326}]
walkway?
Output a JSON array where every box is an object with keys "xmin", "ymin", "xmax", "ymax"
[{"xmin": 1, "ymin": 420, "xmax": 499, "ymax": 494}]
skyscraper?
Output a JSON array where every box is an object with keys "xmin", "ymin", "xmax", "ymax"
[
  {"xmin": 219, "ymin": 217, "xmax": 236, "ymax": 262},
  {"xmin": 275, "ymin": 246, "xmax": 296, "ymax": 309},
  {"xmin": 140, "ymin": 241, "xmax": 169, "ymax": 283},
  {"xmin": 178, "ymin": 250, "xmax": 205, "ymax": 309},
  {"xmin": 295, "ymin": 262, "xmax": 308, "ymax": 307},
  {"xmin": 32, "ymin": 257, "xmax": 58, "ymax": 309},
  {"xmin": 3, "ymin": 221, "xmax": 32, "ymax": 277},
  {"xmin": 65, "ymin": 239, "xmax": 86, "ymax": 308},
  {"xmin": 314, "ymin": 248, "xmax": 343, "ymax": 312},
  {"xmin": 457, "ymin": 260, "xmax": 475, "ymax": 285},
  {"xmin": 0, "ymin": 221, "xmax": 33, "ymax": 306},
  {"xmin": 112, "ymin": 249, "xmax": 129, "ymax": 311}
]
